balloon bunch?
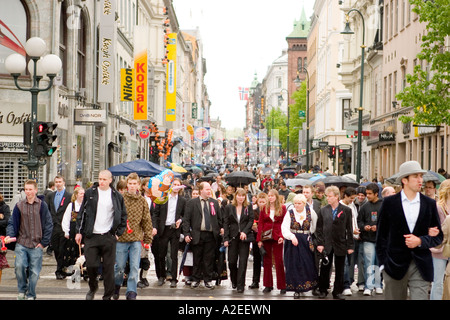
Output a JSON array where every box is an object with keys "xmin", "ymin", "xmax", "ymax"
[{"xmin": 157, "ymin": 129, "xmax": 174, "ymax": 160}]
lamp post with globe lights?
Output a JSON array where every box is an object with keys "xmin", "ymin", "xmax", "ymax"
[{"xmin": 4, "ymin": 37, "xmax": 62, "ymax": 178}]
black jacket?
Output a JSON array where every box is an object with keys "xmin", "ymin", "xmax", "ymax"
[
  {"xmin": 76, "ymin": 184, "xmax": 127, "ymax": 239},
  {"xmin": 154, "ymin": 195, "xmax": 186, "ymax": 236},
  {"xmin": 182, "ymin": 197, "xmax": 221, "ymax": 244},
  {"xmin": 376, "ymin": 192, "xmax": 443, "ymax": 282},
  {"xmin": 45, "ymin": 189, "xmax": 72, "ymax": 231},
  {"xmin": 316, "ymin": 203, "xmax": 354, "ymax": 256},
  {"xmin": 223, "ymin": 204, "xmax": 254, "ymax": 242},
  {"xmin": 0, "ymin": 201, "xmax": 11, "ymax": 236}
]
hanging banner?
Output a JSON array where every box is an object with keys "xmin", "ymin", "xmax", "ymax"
[
  {"xmin": 97, "ymin": 0, "xmax": 116, "ymax": 103},
  {"xmin": 166, "ymin": 33, "xmax": 177, "ymax": 121},
  {"xmin": 134, "ymin": 51, "xmax": 147, "ymax": 120},
  {"xmin": 194, "ymin": 126, "xmax": 210, "ymax": 142},
  {"xmin": 120, "ymin": 68, "xmax": 135, "ymax": 101}
]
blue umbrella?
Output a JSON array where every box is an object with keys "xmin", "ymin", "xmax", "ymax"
[
  {"xmin": 309, "ymin": 173, "xmax": 327, "ymax": 182},
  {"xmin": 108, "ymin": 159, "xmax": 181, "ymax": 178}
]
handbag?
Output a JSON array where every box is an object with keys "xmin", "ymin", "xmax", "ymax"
[{"xmin": 261, "ymin": 228, "xmax": 273, "ymax": 241}]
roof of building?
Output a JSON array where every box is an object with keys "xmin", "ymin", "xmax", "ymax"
[{"xmin": 286, "ymin": 6, "xmax": 310, "ymax": 38}]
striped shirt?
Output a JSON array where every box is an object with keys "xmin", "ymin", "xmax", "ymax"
[{"xmin": 16, "ymin": 198, "xmax": 43, "ymax": 248}]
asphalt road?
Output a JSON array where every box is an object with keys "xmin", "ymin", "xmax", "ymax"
[{"xmin": 0, "ymin": 249, "xmax": 385, "ymax": 302}]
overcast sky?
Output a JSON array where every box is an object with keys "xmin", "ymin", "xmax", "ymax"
[{"xmin": 172, "ymin": 0, "xmax": 314, "ymax": 131}]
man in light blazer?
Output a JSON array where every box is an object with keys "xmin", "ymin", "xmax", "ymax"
[
  {"xmin": 376, "ymin": 161, "xmax": 443, "ymax": 300},
  {"xmin": 316, "ymin": 185, "xmax": 354, "ymax": 300},
  {"xmin": 153, "ymin": 178, "xmax": 186, "ymax": 287},
  {"xmin": 183, "ymin": 182, "xmax": 221, "ymax": 289},
  {"xmin": 44, "ymin": 175, "xmax": 72, "ymax": 279}
]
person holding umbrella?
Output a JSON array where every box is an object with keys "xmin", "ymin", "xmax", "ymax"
[{"xmin": 223, "ymin": 188, "xmax": 254, "ymax": 293}]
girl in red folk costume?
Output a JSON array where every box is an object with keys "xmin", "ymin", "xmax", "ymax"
[{"xmin": 257, "ymin": 189, "xmax": 286, "ymax": 294}]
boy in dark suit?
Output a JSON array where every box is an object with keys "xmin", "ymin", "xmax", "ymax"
[{"xmin": 183, "ymin": 182, "xmax": 221, "ymax": 289}]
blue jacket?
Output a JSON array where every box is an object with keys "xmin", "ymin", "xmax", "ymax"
[{"xmin": 6, "ymin": 199, "xmax": 53, "ymax": 248}]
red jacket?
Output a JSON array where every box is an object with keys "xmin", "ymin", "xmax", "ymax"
[{"xmin": 256, "ymin": 205, "xmax": 286, "ymax": 242}]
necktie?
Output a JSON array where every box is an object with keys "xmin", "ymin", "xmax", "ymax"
[
  {"xmin": 203, "ymin": 199, "xmax": 211, "ymax": 231},
  {"xmin": 54, "ymin": 192, "xmax": 62, "ymax": 210},
  {"xmin": 332, "ymin": 208, "xmax": 338, "ymax": 220}
]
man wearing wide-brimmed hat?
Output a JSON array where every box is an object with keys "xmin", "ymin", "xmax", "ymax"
[{"xmin": 376, "ymin": 161, "xmax": 443, "ymax": 300}]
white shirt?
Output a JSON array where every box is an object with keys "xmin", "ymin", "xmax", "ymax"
[
  {"xmin": 62, "ymin": 201, "xmax": 82, "ymax": 237},
  {"xmin": 93, "ymin": 188, "xmax": 114, "ymax": 234},
  {"xmin": 340, "ymin": 200, "xmax": 360, "ymax": 239},
  {"xmin": 281, "ymin": 207, "xmax": 317, "ymax": 241},
  {"xmin": 166, "ymin": 193, "xmax": 178, "ymax": 225},
  {"xmin": 401, "ymin": 190, "xmax": 421, "ymax": 233}
]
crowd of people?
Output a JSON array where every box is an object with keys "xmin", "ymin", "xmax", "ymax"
[{"xmin": 1, "ymin": 161, "xmax": 450, "ymax": 301}]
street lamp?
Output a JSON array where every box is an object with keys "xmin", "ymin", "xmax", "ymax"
[
  {"xmin": 278, "ymin": 89, "xmax": 289, "ymax": 166},
  {"xmin": 341, "ymin": 9, "xmax": 365, "ymax": 183},
  {"xmin": 4, "ymin": 37, "xmax": 62, "ymax": 179},
  {"xmin": 294, "ymin": 67, "xmax": 310, "ymax": 171}
]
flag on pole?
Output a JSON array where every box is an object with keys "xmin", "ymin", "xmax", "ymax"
[{"xmin": 238, "ymin": 87, "xmax": 249, "ymax": 100}]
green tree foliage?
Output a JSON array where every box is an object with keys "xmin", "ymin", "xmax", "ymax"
[
  {"xmin": 396, "ymin": 0, "xmax": 450, "ymax": 125},
  {"xmin": 264, "ymin": 81, "xmax": 307, "ymax": 155}
]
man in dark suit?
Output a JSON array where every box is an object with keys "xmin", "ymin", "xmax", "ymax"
[
  {"xmin": 376, "ymin": 161, "xmax": 443, "ymax": 300},
  {"xmin": 183, "ymin": 181, "xmax": 221, "ymax": 289},
  {"xmin": 316, "ymin": 185, "xmax": 354, "ymax": 300},
  {"xmin": 45, "ymin": 175, "xmax": 72, "ymax": 279},
  {"xmin": 154, "ymin": 178, "xmax": 186, "ymax": 287}
]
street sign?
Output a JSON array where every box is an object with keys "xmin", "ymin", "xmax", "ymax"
[
  {"xmin": 299, "ymin": 110, "xmax": 305, "ymax": 118},
  {"xmin": 354, "ymin": 130, "xmax": 370, "ymax": 137}
]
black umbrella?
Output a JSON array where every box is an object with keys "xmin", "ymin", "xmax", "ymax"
[
  {"xmin": 280, "ymin": 169, "xmax": 296, "ymax": 177},
  {"xmin": 313, "ymin": 175, "xmax": 360, "ymax": 188},
  {"xmin": 178, "ymin": 243, "xmax": 190, "ymax": 280},
  {"xmin": 225, "ymin": 171, "xmax": 257, "ymax": 187},
  {"xmin": 199, "ymin": 172, "xmax": 219, "ymax": 182}
]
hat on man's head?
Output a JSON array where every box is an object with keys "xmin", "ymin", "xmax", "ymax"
[{"xmin": 395, "ymin": 161, "xmax": 427, "ymax": 184}]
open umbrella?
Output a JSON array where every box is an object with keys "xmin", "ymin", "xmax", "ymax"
[
  {"xmin": 297, "ymin": 173, "xmax": 315, "ymax": 179},
  {"xmin": 386, "ymin": 170, "xmax": 445, "ymax": 185},
  {"xmin": 171, "ymin": 163, "xmax": 187, "ymax": 173},
  {"xmin": 313, "ymin": 175, "xmax": 360, "ymax": 188},
  {"xmin": 225, "ymin": 171, "xmax": 257, "ymax": 187},
  {"xmin": 309, "ymin": 173, "xmax": 327, "ymax": 182},
  {"xmin": 280, "ymin": 169, "xmax": 296, "ymax": 178},
  {"xmin": 199, "ymin": 172, "xmax": 219, "ymax": 182},
  {"xmin": 108, "ymin": 159, "xmax": 181, "ymax": 178},
  {"xmin": 285, "ymin": 178, "xmax": 312, "ymax": 188},
  {"xmin": 184, "ymin": 165, "xmax": 203, "ymax": 174}
]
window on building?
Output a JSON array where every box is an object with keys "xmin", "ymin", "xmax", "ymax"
[
  {"xmin": 59, "ymin": 2, "xmax": 68, "ymax": 87},
  {"xmin": 0, "ymin": 0, "xmax": 29, "ymax": 74},
  {"xmin": 77, "ymin": 10, "xmax": 87, "ymax": 90}
]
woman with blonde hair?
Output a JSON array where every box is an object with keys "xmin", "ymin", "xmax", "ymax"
[
  {"xmin": 248, "ymin": 192, "xmax": 268, "ymax": 289},
  {"xmin": 430, "ymin": 179, "xmax": 450, "ymax": 299},
  {"xmin": 223, "ymin": 188, "xmax": 254, "ymax": 292},
  {"xmin": 257, "ymin": 189, "xmax": 287, "ymax": 294}
]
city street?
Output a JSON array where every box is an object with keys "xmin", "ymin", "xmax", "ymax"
[{"xmin": 0, "ymin": 250, "xmax": 384, "ymax": 301}]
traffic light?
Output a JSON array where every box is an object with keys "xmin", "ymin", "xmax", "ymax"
[
  {"xmin": 328, "ymin": 145, "xmax": 336, "ymax": 158},
  {"xmin": 33, "ymin": 122, "xmax": 58, "ymax": 157}
]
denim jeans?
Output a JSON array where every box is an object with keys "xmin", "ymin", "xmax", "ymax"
[
  {"xmin": 430, "ymin": 257, "xmax": 448, "ymax": 300},
  {"xmin": 14, "ymin": 243, "xmax": 43, "ymax": 299},
  {"xmin": 362, "ymin": 241, "xmax": 381, "ymax": 290},
  {"xmin": 114, "ymin": 241, "xmax": 142, "ymax": 294}
]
